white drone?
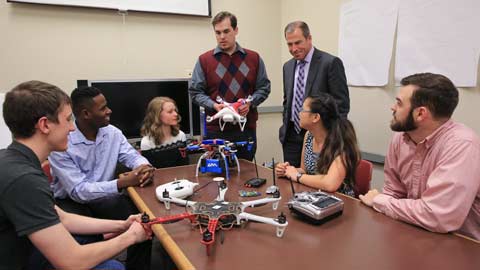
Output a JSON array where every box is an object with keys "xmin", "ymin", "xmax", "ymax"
[{"xmin": 206, "ymin": 95, "xmax": 253, "ymax": 132}]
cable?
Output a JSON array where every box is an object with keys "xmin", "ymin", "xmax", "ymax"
[{"xmin": 193, "ymin": 180, "xmax": 215, "ymax": 193}]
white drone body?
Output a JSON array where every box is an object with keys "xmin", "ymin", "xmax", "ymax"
[
  {"xmin": 206, "ymin": 95, "xmax": 253, "ymax": 132},
  {"xmin": 155, "ymin": 179, "xmax": 199, "ymax": 200}
]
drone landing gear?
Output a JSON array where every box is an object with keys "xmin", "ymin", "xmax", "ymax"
[
  {"xmin": 196, "ymin": 150, "xmax": 240, "ymax": 180},
  {"xmin": 276, "ymin": 212, "xmax": 287, "ymax": 237}
]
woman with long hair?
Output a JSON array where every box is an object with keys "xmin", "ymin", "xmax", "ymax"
[
  {"xmin": 275, "ymin": 93, "xmax": 360, "ymax": 196},
  {"xmin": 140, "ymin": 97, "xmax": 187, "ymax": 168}
]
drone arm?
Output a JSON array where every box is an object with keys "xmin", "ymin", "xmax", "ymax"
[
  {"xmin": 148, "ymin": 212, "xmax": 196, "ymax": 225},
  {"xmin": 200, "ymin": 218, "xmax": 219, "ymax": 256},
  {"xmin": 160, "ymin": 196, "xmax": 196, "ymax": 208},
  {"xmin": 207, "ymin": 107, "xmax": 230, "ymax": 122},
  {"xmin": 238, "ymin": 212, "xmax": 288, "ymax": 238},
  {"xmin": 238, "ymin": 212, "xmax": 287, "ymax": 227},
  {"xmin": 241, "ymin": 197, "xmax": 281, "ymax": 210},
  {"xmin": 141, "ymin": 212, "xmax": 196, "ymax": 236},
  {"xmin": 206, "ymin": 114, "xmax": 217, "ymax": 123}
]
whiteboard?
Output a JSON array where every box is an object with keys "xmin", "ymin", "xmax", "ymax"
[
  {"xmin": 0, "ymin": 93, "xmax": 13, "ymax": 149},
  {"xmin": 8, "ymin": 0, "xmax": 211, "ymax": 16}
]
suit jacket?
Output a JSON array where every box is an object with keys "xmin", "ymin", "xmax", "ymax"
[{"xmin": 279, "ymin": 48, "xmax": 350, "ymax": 144}]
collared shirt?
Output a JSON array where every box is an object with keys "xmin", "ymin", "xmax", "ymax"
[
  {"xmin": 49, "ymin": 124, "xmax": 149, "ymax": 203},
  {"xmin": 189, "ymin": 42, "xmax": 271, "ymax": 110},
  {"xmin": 373, "ymin": 120, "xmax": 480, "ymax": 240},
  {"xmin": 291, "ymin": 46, "xmax": 314, "ymax": 122}
]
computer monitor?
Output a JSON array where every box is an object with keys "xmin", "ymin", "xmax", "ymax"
[{"xmin": 77, "ymin": 79, "xmax": 201, "ymax": 139}]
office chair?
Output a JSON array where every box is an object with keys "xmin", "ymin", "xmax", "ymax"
[
  {"xmin": 141, "ymin": 147, "xmax": 188, "ymax": 169},
  {"xmin": 354, "ymin": 159, "xmax": 373, "ymax": 198}
]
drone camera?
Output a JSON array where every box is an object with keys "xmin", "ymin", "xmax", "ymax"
[{"xmin": 162, "ymin": 189, "xmax": 170, "ymax": 198}]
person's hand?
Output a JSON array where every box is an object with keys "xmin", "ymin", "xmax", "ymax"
[
  {"xmin": 117, "ymin": 171, "xmax": 140, "ymax": 189},
  {"xmin": 125, "ymin": 221, "xmax": 152, "ymax": 244},
  {"xmin": 213, "ymin": 103, "xmax": 226, "ymax": 112},
  {"xmin": 104, "ymin": 214, "xmax": 142, "ymax": 240},
  {"xmin": 117, "ymin": 165, "xmax": 153, "ymax": 189},
  {"xmin": 284, "ymin": 166, "xmax": 299, "ymax": 181},
  {"xmin": 275, "ymin": 162, "xmax": 289, "ymax": 177},
  {"xmin": 237, "ymin": 102, "xmax": 250, "ymax": 116},
  {"xmin": 135, "ymin": 164, "xmax": 155, "ymax": 187},
  {"xmin": 123, "ymin": 214, "xmax": 142, "ymax": 231},
  {"xmin": 359, "ymin": 189, "xmax": 380, "ymax": 207}
]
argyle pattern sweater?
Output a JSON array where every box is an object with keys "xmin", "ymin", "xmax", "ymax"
[{"xmin": 198, "ymin": 48, "xmax": 260, "ymax": 131}]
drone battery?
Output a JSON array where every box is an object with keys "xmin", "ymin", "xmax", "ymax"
[
  {"xmin": 244, "ymin": 177, "xmax": 266, "ymax": 188},
  {"xmin": 238, "ymin": 190, "xmax": 262, "ymax": 197}
]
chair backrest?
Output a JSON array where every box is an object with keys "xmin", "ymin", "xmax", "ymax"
[
  {"xmin": 354, "ymin": 159, "xmax": 373, "ymax": 198},
  {"xmin": 41, "ymin": 160, "xmax": 53, "ymax": 183},
  {"xmin": 141, "ymin": 148, "xmax": 188, "ymax": 169}
]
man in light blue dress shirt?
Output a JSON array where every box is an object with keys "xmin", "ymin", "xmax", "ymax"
[{"xmin": 49, "ymin": 86, "xmax": 154, "ymax": 270}]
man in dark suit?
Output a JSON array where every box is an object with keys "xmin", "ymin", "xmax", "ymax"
[{"xmin": 279, "ymin": 21, "xmax": 350, "ymax": 167}]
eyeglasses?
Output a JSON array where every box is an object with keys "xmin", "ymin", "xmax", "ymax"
[{"xmin": 300, "ymin": 109, "xmax": 314, "ymax": 113}]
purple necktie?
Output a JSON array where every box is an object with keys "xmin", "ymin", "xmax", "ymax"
[{"xmin": 292, "ymin": 61, "xmax": 306, "ymax": 134}]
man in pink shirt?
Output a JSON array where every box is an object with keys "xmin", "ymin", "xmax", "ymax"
[{"xmin": 360, "ymin": 73, "xmax": 480, "ymax": 240}]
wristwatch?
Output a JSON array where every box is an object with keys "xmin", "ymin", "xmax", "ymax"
[{"xmin": 295, "ymin": 172, "xmax": 303, "ymax": 183}]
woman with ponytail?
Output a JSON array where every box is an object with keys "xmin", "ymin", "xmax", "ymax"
[{"xmin": 275, "ymin": 93, "xmax": 360, "ymax": 196}]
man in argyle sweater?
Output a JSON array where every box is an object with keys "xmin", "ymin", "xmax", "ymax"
[{"xmin": 189, "ymin": 11, "xmax": 271, "ymax": 160}]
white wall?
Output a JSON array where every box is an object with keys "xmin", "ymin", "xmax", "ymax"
[
  {"xmin": 0, "ymin": 0, "xmax": 284, "ymax": 162},
  {"xmin": 1, "ymin": 0, "xmax": 479, "ymax": 174},
  {"xmin": 280, "ymin": 0, "xmax": 480, "ymax": 158},
  {"xmin": 0, "ymin": 93, "xmax": 11, "ymax": 149}
]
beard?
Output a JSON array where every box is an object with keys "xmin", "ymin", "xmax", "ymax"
[{"xmin": 390, "ymin": 109, "xmax": 417, "ymax": 132}]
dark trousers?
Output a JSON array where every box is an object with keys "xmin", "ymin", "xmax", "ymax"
[
  {"xmin": 55, "ymin": 194, "xmax": 152, "ymax": 270},
  {"xmin": 282, "ymin": 122, "xmax": 306, "ymax": 168},
  {"xmin": 205, "ymin": 129, "xmax": 257, "ymax": 161}
]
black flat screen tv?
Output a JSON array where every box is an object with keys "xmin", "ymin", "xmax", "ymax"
[{"xmin": 77, "ymin": 79, "xmax": 201, "ymax": 139}]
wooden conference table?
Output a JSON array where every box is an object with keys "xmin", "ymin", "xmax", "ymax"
[{"xmin": 128, "ymin": 160, "xmax": 480, "ymax": 270}]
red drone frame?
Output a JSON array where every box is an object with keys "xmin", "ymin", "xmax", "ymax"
[{"xmin": 141, "ymin": 178, "xmax": 288, "ymax": 255}]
